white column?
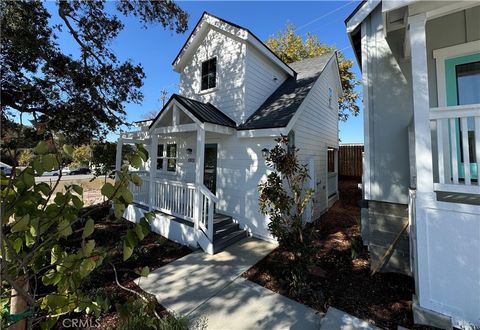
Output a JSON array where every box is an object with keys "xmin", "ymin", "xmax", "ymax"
[
  {"xmin": 115, "ymin": 137, "xmax": 123, "ymax": 180},
  {"xmin": 194, "ymin": 127, "xmax": 205, "ymax": 230},
  {"xmin": 149, "ymin": 134, "xmax": 158, "ymax": 211},
  {"xmin": 409, "ymin": 13, "xmax": 434, "ymax": 193}
]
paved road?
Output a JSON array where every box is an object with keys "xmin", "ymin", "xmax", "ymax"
[{"xmin": 35, "ymin": 174, "xmax": 94, "ymax": 182}]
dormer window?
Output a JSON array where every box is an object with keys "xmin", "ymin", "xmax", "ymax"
[{"xmin": 201, "ymin": 57, "xmax": 217, "ymax": 90}]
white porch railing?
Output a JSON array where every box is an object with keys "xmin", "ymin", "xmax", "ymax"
[
  {"xmin": 151, "ymin": 179, "xmax": 196, "ymax": 222},
  {"xmin": 130, "ymin": 177, "xmax": 219, "ymax": 243},
  {"xmin": 129, "ymin": 172, "xmax": 150, "ymax": 206},
  {"xmin": 197, "ymin": 184, "xmax": 218, "ymax": 241},
  {"xmin": 430, "ymin": 104, "xmax": 480, "ymax": 194}
]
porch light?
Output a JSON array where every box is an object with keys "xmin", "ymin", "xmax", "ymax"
[
  {"xmin": 261, "ymin": 148, "xmax": 270, "ymax": 158},
  {"xmin": 186, "ymin": 148, "xmax": 193, "ymax": 155}
]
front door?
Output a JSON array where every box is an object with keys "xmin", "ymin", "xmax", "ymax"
[
  {"xmin": 204, "ymin": 144, "xmax": 217, "ymax": 194},
  {"xmin": 445, "ymin": 53, "xmax": 480, "ymax": 180}
]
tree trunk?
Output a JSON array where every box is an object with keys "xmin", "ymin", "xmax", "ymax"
[{"xmin": 9, "ymin": 277, "xmax": 29, "ymax": 330}]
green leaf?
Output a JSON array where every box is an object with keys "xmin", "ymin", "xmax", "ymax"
[
  {"xmin": 33, "ymin": 158, "xmax": 44, "ymax": 175},
  {"xmin": 139, "ymin": 218, "xmax": 151, "ymax": 236},
  {"xmin": 114, "ymin": 202, "xmax": 125, "ymax": 218},
  {"xmin": 11, "ymin": 214, "xmax": 30, "ymax": 232},
  {"xmin": 82, "ymin": 240, "xmax": 95, "ymax": 257},
  {"xmin": 63, "ymin": 144, "xmax": 74, "ymax": 157},
  {"xmin": 79, "ymin": 258, "xmax": 97, "ymax": 278},
  {"xmin": 82, "ymin": 218, "xmax": 95, "ymax": 239},
  {"xmin": 101, "ymin": 183, "xmax": 115, "ymax": 199},
  {"xmin": 122, "ymin": 189, "xmax": 133, "ymax": 204},
  {"xmin": 71, "ymin": 195, "xmax": 83, "ymax": 209},
  {"xmin": 131, "ymin": 174, "xmax": 143, "ymax": 186},
  {"xmin": 36, "ymin": 182, "xmax": 51, "ymax": 196},
  {"xmin": 135, "ymin": 224, "xmax": 145, "ymax": 241},
  {"xmin": 43, "ymin": 154, "xmax": 56, "ymax": 171},
  {"xmin": 13, "ymin": 237, "xmax": 23, "ymax": 253},
  {"xmin": 58, "ymin": 219, "xmax": 72, "ymax": 237},
  {"xmin": 144, "ymin": 212, "xmax": 155, "ymax": 222},
  {"xmin": 126, "ymin": 229, "xmax": 138, "ymax": 247},
  {"xmin": 71, "ymin": 184, "xmax": 83, "ymax": 195},
  {"xmin": 123, "ymin": 240, "xmax": 133, "ymax": 261},
  {"xmin": 137, "ymin": 266, "xmax": 150, "ymax": 277},
  {"xmin": 25, "ymin": 231, "xmax": 35, "ymax": 247},
  {"xmin": 51, "ymin": 245, "xmax": 61, "ymax": 265},
  {"xmin": 130, "ymin": 154, "xmax": 142, "ymax": 168},
  {"xmin": 21, "ymin": 170, "xmax": 35, "ymax": 188},
  {"xmin": 54, "ymin": 193, "xmax": 66, "ymax": 206},
  {"xmin": 35, "ymin": 141, "xmax": 49, "ymax": 155}
]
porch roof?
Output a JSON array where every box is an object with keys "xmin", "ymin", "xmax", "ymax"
[{"xmin": 148, "ymin": 94, "xmax": 237, "ymax": 129}]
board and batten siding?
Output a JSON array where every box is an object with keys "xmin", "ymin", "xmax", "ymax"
[
  {"xmin": 362, "ymin": 5, "xmax": 413, "ymax": 205},
  {"xmin": 205, "ymin": 133, "xmax": 276, "ymax": 241},
  {"xmin": 178, "ymin": 27, "xmax": 247, "ymax": 125},
  {"xmin": 293, "ymin": 58, "xmax": 340, "ymax": 218},
  {"xmin": 244, "ymin": 45, "xmax": 288, "ymax": 123}
]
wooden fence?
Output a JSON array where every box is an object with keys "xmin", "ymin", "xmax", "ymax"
[{"xmin": 338, "ymin": 144, "xmax": 363, "ymax": 178}]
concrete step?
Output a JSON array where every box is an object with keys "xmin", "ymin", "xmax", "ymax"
[
  {"xmin": 214, "ymin": 222, "xmax": 240, "ymax": 240},
  {"xmin": 213, "ymin": 229, "xmax": 248, "ymax": 254}
]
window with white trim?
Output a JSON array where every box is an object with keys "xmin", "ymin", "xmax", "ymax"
[
  {"xmin": 156, "ymin": 144, "xmax": 164, "ymax": 170},
  {"xmin": 201, "ymin": 57, "xmax": 216, "ymax": 90},
  {"xmin": 166, "ymin": 144, "xmax": 177, "ymax": 172}
]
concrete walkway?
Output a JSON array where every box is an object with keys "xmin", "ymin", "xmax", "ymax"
[{"xmin": 136, "ymin": 237, "xmax": 323, "ymax": 329}]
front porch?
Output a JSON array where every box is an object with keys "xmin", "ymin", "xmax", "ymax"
[{"xmin": 117, "ymin": 95, "xmax": 247, "ymax": 254}]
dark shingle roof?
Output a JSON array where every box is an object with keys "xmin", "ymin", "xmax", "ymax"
[
  {"xmin": 238, "ymin": 52, "xmax": 335, "ymax": 130},
  {"xmin": 149, "ymin": 94, "xmax": 236, "ymax": 129}
]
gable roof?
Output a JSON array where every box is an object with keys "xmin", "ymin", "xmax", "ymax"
[
  {"xmin": 238, "ymin": 52, "xmax": 337, "ymax": 130},
  {"xmin": 172, "ymin": 12, "xmax": 296, "ymax": 77},
  {"xmin": 149, "ymin": 94, "xmax": 236, "ymax": 129}
]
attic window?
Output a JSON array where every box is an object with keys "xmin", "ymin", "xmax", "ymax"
[{"xmin": 201, "ymin": 57, "xmax": 217, "ymax": 90}]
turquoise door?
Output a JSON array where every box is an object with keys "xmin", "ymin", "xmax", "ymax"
[{"xmin": 444, "ymin": 53, "xmax": 480, "ymax": 180}]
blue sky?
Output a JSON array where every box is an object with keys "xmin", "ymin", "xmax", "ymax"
[{"xmin": 45, "ymin": 1, "xmax": 363, "ymax": 143}]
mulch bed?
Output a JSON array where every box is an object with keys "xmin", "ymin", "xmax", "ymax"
[
  {"xmin": 243, "ymin": 178, "xmax": 429, "ymax": 330},
  {"xmin": 51, "ymin": 207, "xmax": 192, "ymax": 329}
]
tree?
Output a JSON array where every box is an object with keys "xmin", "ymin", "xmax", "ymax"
[
  {"xmin": 258, "ymin": 136, "xmax": 317, "ymax": 286},
  {"xmin": 91, "ymin": 141, "xmax": 117, "ymax": 178},
  {"xmin": 1, "ymin": 138, "xmax": 152, "ymax": 329},
  {"xmin": 1, "ymin": 1, "xmax": 188, "ymax": 143},
  {"xmin": 266, "ymin": 24, "xmax": 360, "ymax": 121},
  {"xmin": 17, "ymin": 150, "xmax": 35, "ymax": 166},
  {"xmin": 71, "ymin": 144, "xmax": 92, "ymax": 168}
]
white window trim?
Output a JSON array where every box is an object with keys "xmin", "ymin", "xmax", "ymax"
[
  {"xmin": 156, "ymin": 140, "xmax": 178, "ymax": 174},
  {"xmin": 199, "ymin": 57, "xmax": 217, "ymax": 93},
  {"xmin": 433, "ymin": 40, "xmax": 480, "ymax": 107}
]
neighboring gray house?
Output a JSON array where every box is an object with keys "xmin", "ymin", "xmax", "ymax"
[
  {"xmin": 118, "ymin": 13, "xmax": 342, "ymax": 254},
  {"xmin": 346, "ymin": 1, "xmax": 479, "ymax": 328}
]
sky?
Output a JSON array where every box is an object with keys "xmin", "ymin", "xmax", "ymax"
[{"xmin": 45, "ymin": 1, "xmax": 363, "ymax": 143}]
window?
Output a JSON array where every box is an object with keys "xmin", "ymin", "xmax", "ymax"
[
  {"xmin": 156, "ymin": 144, "xmax": 164, "ymax": 170},
  {"xmin": 201, "ymin": 58, "xmax": 216, "ymax": 90},
  {"xmin": 456, "ymin": 61, "xmax": 479, "ymax": 163},
  {"xmin": 166, "ymin": 144, "xmax": 177, "ymax": 172}
]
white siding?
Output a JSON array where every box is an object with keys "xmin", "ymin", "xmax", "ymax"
[
  {"xmin": 244, "ymin": 45, "xmax": 288, "ymax": 122},
  {"xmin": 179, "ymin": 28, "xmax": 247, "ymax": 124},
  {"xmin": 205, "ymin": 132, "xmax": 276, "ymax": 241},
  {"xmin": 292, "ymin": 59, "xmax": 340, "ymax": 218}
]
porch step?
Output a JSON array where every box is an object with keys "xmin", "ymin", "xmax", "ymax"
[
  {"xmin": 213, "ymin": 229, "xmax": 248, "ymax": 254},
  {"xmin": 212, "ymin": 213, "xmax": 248, "ymax": 253}
]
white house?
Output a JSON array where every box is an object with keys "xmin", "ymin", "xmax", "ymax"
[
  {"xmin": 118, "ymin": 13, "xmax": 342, "ymax": 255},
  {"xmin": 346, "ymin": 1, "xmax": 480, "ymax": 328}
]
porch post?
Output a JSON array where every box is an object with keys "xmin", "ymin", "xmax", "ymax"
[
  {"xmin": 149, "ymin": 134, "xmax": 158, "ymax": 211},
  {"xmin": 194, "ymin": 127, "xmax": 205, "ymax": 230},
  {"xmin": 115, "ymin": 137, "xmax": 123, "ymax": 180},
  {"xmin": 408, "ymin": 13, "xmax": 434, "ymax": 193}
]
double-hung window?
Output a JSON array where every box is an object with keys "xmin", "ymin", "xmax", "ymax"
[
  {"xmin": 166, "ymin": 144, "xmax": 177, "ymax": 172},
  {"xmin": 201, "ymin": 58, "xmax": 216, "ymax": 91},
  {"xmin": 156, "ymin": 143, "xmax": 177, "ymax": 172}
]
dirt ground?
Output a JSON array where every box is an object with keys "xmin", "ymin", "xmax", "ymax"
[
  {"xmin": 49, "ymin": 206, "xmax": 192, "ymax": 329},
  {"xmin": 45, "ymin": 176, "xmax": 113, "ymax": 206},
  {"xmin": 243, "ymin": 178, "xmax": 428, "ymax": 330}
]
